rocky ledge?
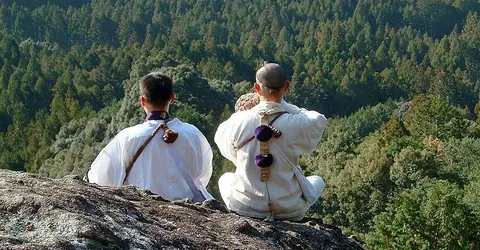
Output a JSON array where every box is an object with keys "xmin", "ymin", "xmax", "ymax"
[{"xmin": 0, "ymin": 170, "xmax": 368, "ymax": 249}]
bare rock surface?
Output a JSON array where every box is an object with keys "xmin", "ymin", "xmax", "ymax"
[{"xmin": 0, "ymin": 170, "xmax": 368, "ymax": 249}]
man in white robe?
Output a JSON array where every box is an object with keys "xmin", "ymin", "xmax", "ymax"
[
  {"xmin": 87, "ymin": 73, "xmax": 213, "ymax": 202},
  {"xmin": 215, "ymin": 63, "xmax": 327, "ymax": 221}
]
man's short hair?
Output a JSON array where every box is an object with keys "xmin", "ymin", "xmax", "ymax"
[
  {"xmin": 139, "ymin": 73, "xmax": 173, "ymax": 106},
  {"xmin": 256, "ymin": 62, "xmax": 286, "ymax": 94}
]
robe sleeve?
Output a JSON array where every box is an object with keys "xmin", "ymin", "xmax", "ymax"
[
  {"xmin": 214, "ymin": 115, "xmax": 238, "ymax": 164},
  {"xmin": 282, "ymin": 100, "xmax": 302, "ymax": 114},
  {"xmin": 87, "ymin": 136, "xmax": 126, "ymax": 186},
  {"xmin": 196, "ymin": 132, "xmax": 213, "ymax": 188},
  {"xmin": 293, "ymin": 110, "xmax": 327, "ymax": 154}
]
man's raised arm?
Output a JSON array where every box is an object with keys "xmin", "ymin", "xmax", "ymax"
[{"xmin": 293, "ymin": 110, "xmax": 328, "ymax": 154}]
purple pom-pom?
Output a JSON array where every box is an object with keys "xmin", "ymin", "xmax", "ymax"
[
  {"xmin": 255, "ymin": 125, "xmax": 273, "ymax": 142},
  {"xmin": 255, "ymin": 154, "xmax": 273, "ymax": 168}
]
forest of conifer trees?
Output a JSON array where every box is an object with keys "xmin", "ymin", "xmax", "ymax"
[{"xmin": 0, "ymin": 0, "xmax": 479, "ymax": 249}]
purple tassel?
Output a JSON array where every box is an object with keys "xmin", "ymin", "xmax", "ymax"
[
  {"xmin": 255, "ymin": 154, "xmax": 273, "ymax": 168},
  {"xmin": 255, "ymin": 125, "xmax": 273, "ymax": 142}
]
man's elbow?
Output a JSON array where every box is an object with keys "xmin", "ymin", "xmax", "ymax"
[
  {"xmin": 303, "ymin": 111, "xmax": 327, "ymax": 129},
  {"xmin": 317, "ymin": 114, "xmax": 328, "ymax": 130},
  {"xmin": 214, "ymin": 128, "xmax": 224, "ymax": 148}
]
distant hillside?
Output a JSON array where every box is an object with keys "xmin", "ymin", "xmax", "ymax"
[
  {"xmin": 0, "ymin": 0, "xmax": 479, "ymax": 115},
  {"xmin": 1, "ymin": 0, "xmax": 89, "ymax": 8}
]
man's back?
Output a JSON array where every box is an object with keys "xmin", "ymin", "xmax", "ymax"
[
  {"xmin": 215, "ymin": 100, "xmax": 327, "ymax": 220},
  {"xmin": 88, "ymin": 118, "xmax": 212, "ymax": 201}
]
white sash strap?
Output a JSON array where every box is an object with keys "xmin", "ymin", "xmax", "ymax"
[
  {"xmin": 166, "ymin": 145, "xmax": 212, "ymax": 203},
  {"xmin": 271, "ymin": 142, "xmax": 317, "ymax": 204}
]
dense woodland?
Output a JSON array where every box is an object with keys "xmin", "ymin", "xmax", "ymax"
[{"xmin": 0, "ymin": 0, "xmax": 479, "ymax": 249}]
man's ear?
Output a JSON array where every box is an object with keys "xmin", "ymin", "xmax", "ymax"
[
  {"xmin": 254, "ymin": 83, "xmax": 262, "ymax": 95},
  {"xmin": 170, "ymin": 93, "xmax": 175, "ymax": 104},
  {"xmin": 140, "ymin": 96, "xmax": 147, "ymax": 107},
  {"xmin": 284, "ymin": 81, "xmax": 290, "ymax": 92}
]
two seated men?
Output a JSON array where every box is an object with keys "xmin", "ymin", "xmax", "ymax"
[{"xmin": 87, "ymin": 62, "xmax": 327, "ymax": 221}]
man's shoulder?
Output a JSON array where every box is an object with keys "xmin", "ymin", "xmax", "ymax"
[
  {"xmin": 229, "ymin": 109, "xmax": 258, "ymax": 122},
  {"xmin": 219, "ymin": 110, "xmax": 258, "ymax": 133},
  {"xmin": 116, "ymin": 123, "xmax": 152, "ymax": 141},
  {"xmin": 170, "ymin": 119, "xmax": 207, "ymax": 139},
  {"xmin": 291, "ymin": 109, "xmax": 327, "ymax": 121}
]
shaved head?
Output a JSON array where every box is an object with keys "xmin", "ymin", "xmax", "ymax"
[{"xmin": 255, "ymin": 63, "xmax": 287, "ymax": 92}]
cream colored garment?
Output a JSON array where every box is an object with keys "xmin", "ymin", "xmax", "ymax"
[
  {"xmin": 215, "ymin": 100, "xmax": 327, "ymax": 220},
  {"xmin": 219, "ymin": 173, "xmax": 325, "ymax": 221},
  {"xmin": 88, "ymin": 118, "xmax": 213, "ymax": 201}
]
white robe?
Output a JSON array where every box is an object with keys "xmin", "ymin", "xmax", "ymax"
[
  {"xmin": 87, "ymin": 118, "xmax": 213, "ymax": 202},
  {"xmin": 215, "ymin": 100, "xmax": 327, "ymax": 220}
]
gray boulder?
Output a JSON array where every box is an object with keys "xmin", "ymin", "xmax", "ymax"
[{"xmin": 0, "ymin": 170, "xmax": 368, "ymax": 250}]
